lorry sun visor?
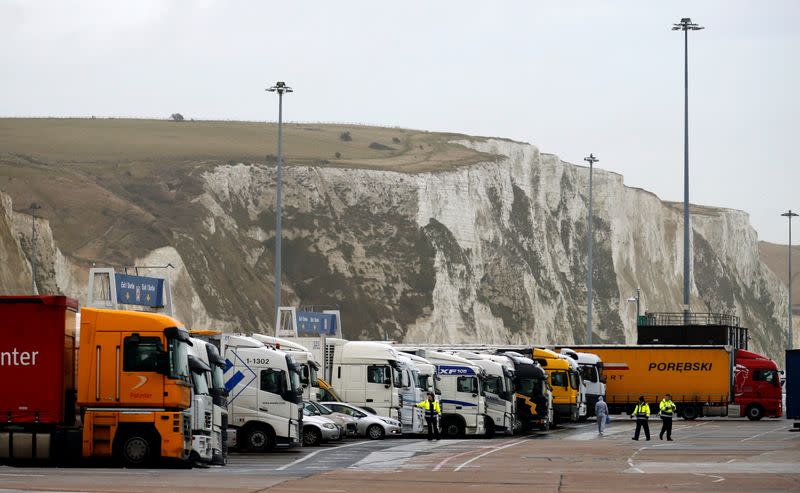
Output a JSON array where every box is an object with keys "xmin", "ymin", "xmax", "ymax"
[
  {"xmin": 164, "ymin": 326, "xmax": 192, "ymax": 344},
  {"xmin": 188, "ymin": 355, "xmax": 212, "ymax": 373}
]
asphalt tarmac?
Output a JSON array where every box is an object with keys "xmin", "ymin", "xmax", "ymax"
[{"xmin": 1, "ymin": 418, "xmax": 798, "ymax": 492}]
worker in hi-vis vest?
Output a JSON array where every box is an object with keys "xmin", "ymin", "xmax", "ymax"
[
  {"xmin": 630, "ymin": 395, "xmax": 651, "ymax": 441},
  {"xmin": 659, "ymin": 394, "xmax": 677, "ymax": 441},
  {"xmin": 417, "ymin": 392, "xmax": 441, "ymax": 440}
]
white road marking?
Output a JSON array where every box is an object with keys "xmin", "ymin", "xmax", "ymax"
[
  {"xmin": 275, "ymin": 440, "xmax": 366, "ymax": 471},
  {"xmin": 741, "ymin": 424, "xmax": 789, "ymax": 442},
  {"xmin": 454, "ymin": 438, "xmax": 527, "ymax": 471}
]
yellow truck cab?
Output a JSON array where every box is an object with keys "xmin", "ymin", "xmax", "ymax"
[
  {"xmin": 531, "ymin": 348, "xmax": 580, "ymax": 423},
  {"xmin": 77, "ymin": 308, "xmax": 193, "ymax": 466}
]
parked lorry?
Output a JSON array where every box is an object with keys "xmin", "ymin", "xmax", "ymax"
[
  {"xmin": 456, "ymin": 351, "xmax": 515, "ymax": 436},
  {"xmin": 221, "ymin": 334, "xmax": 302, "ymax": 451},
  {"xmin": 252, "ymin": 335, "xmax": 323, "ymax": 402},
  {"xmin": 556, "ymin": 348, "xmax": 606, "ymax": 416},
  {"xmin": 403, "ymin": 349, "xmax": 487, "ymax": 438},
  {"xmin": 188, "ymin": 331, "xmax": 229, "ymax": 465},
  {"xmin": 787, "ymin": 349, "xmax": 800, "ymax": 430},
  {"xmin": 328, "ymin": 340, "xmax": 402, "ymax": 421},
  {"xmin": 0, "ymin": 296, "xmax": 192, "ymax": 466},
  {"xmin": 484, "ymin": 352, "xmax": 552, "ymax": 431},
  {"xmin": 187, "ymin": 341, "xmax": 214, "ymax": 464},
  {"xmin": 576, "ymin": 345, "xmax": 782, "ymax": 420},
  {"xmin": 397, "ymin": 354, "xmax": 426, "ymax": 434},
  {"xmin": 527, "ymin": 348, "xmax": 584, "ymax": 423}
]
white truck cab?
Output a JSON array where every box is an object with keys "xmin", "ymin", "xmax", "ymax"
[
  {"xmin": 397, "ymin": 354, "xmax": 425, "ymax": 434},
  {"xmin": 329, "ymin": 341, "xmax": 402, "ymax": 421},
  {"xmin": 222, "ymin": 334, "xmax": 302, "ymax": 451},
  {"xmin": 559, "ymin": 348, "xmax": 605, "ymax": 417},
  {"xmin": 187, "ymin": 340, "xmax": 214, "ymax": 464},
  {"xmin": 252, "ymin": 335, "xmax": 323, "ymax": 402},
  {"xmin": 407, "ymin": 349, "xmax": 486, "ymax": 438},
  {"xmin": 457, "ymin": 351, "xmax": 516, "ymax": 436},
  {"xmin": 189, "ymin": 332, "xmax": 229, "ymax": 465}
]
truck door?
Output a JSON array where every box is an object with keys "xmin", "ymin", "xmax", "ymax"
[
  {"xmin": 120, "ymin": 332, "xmax": 166, "ymax": 407},
  {"xmin": 454, "ymin": 374, "xmax": 480, "ymax": 410},
  {"xmin": 365, "ymin": 364, "xmax": 391, "ymax": 411},
  {"xmin": 258, "ymin": 367, "xmax": 291, "ymax": 430}
]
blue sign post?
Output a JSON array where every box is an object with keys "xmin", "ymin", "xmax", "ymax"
[
  {"xmin": 115, "ymin": 274, "xmax": 164, "ymax": 308},
  {"xmin": 296, "ymin": 311, "xmax": 337, "ymax": 336}
]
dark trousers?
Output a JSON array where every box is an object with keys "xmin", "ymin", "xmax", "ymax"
[
  {"xmin": 634, "ymin": 418, "xmax": 650, "ymax": 440},
  {"xmin": 425, "ymin": 416, "xmax": 440, "ymax": 440},
  {"xmin": 659, "ymin": 417, "xmax": 673, "ymax": 439}
]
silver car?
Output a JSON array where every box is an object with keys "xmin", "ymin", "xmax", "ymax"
[
  {"xmin": 304, "ymin": 401, "xmax": 359, "ymax": 437},
  {"xmin": 301, "ymin": 409, "xmax": 342, "ymax": 446},
  {"xmin": 320, "ymin": 402, "xmax": 402, "ymax": 440}
]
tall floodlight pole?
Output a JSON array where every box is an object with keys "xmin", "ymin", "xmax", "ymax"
[
  {"xmin": 782, "ymin": 210, "xmax": 798, "ymax": 349},
  {"xmin": 29, "ymin": 203, "xmax": 41, "ymax": 294},
  {"xmin": 672, "ymin": 18, "xmax": 704, "ymax": 320},
  {"xmin": 267, "ymin": 81, "xmax": 293, "ymax": 328},
  {"xmin": 584, "ymin": 153, "xmax": 599, "ymax": 343}
]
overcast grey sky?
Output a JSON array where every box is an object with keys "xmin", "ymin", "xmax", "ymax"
[{"xmin": 1, "ymin": 1, "xmax": 798, "ymax": 243}]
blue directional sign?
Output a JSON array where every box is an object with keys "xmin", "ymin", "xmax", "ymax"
[
  {"xmin": 115, "ymin": 274, "xmax": 164, "ymax": 308},
  {"xmin": 296, "ymin": 311, "xmax": 337, "ymax": 335}
]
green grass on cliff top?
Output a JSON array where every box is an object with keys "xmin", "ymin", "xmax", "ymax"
[{"xmin": 0, "ymin": 118, "xmax": 497, "ymax": 173}]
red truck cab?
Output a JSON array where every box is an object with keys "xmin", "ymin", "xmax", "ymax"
[{"xmin": 734, "ymin": 349, "xmax": 782, "ymax": 420}]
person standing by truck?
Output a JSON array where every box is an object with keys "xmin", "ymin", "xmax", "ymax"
[
  {"xmin": 417, "ymin": 392, "xmax": 441, "ymax": 440},
  {"xmin": 595, "ymin": 395, "xmax": 609, "ymax": 436},
  {"xmin": 631, "ymin": 396, "xmax": 651, "ymax": 441},
  {"xmin": 659, "ymin": 394, "xmax": 676, "ymax": 441}
]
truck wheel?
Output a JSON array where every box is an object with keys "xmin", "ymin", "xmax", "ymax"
[
  {"xmin": 484, "ymin": 418, "xmax": 496, "ymax": 438},
  {"xmin": 243, "ymin": 425, "xmax": 275, "ymax": 452},
  {"xmin": 746, "ymin": 404, "xmax": 764, "ymax": 421},
  {"xmin": 681, "ymin": 406, "xmax": 698, "ymax": 421},
  {"xmin": 303, "ymin": 427, "xmax": 322, "ymax": 446},
  {"xmin": 442, "ymin": 419, "xmax": 465, "ymax": 438},
  {"xmin": 367, "ymin": 424, "xmax": 385, "ymax": 440},
  {"xmin": 117, "ymin": 432, "xmax": 157, "ymax": 467}
]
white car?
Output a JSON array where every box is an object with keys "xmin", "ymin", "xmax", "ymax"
[{"xmin": 320, "ymin": 402, "xmax": 402, "ymax": 440}]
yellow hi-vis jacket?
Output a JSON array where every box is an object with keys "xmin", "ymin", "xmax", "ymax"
[
  {"xmin": 659, "ymin": 399, "xmax": 676, "ymax": 418},
  {"xmin": 633, "ymin": 402, "xmax": 650, "ymax": 419},
  {"xmin": 417, "ymin": 399, "xmax": 441, "ymax": 415}
]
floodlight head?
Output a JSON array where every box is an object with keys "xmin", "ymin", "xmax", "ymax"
[
  {"xmin": 266, "ymin": 81, "xmax": 293, "ymax": 94},
  {"xmin": 673, "ymin": 17, "xmax": 703, "ymax": 31},
  {"xmin": 583, "ymin": 153, "xmax": 599, "ymax": 165},
  {"xmin": 781, "ymin": 210, "xmax": 799, "ymax": 218},
  {"xmin": 626, "ymin": 297, "xmax": 637, "ymax": 303}
]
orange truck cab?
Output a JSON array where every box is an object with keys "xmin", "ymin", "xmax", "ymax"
[{"xmin": 78, "ymin": 308, "xmax": 193, "ymax": 466}]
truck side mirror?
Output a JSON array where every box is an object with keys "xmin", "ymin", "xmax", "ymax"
[{"xmin": 435, "ymin": 388, "xmax": 442, "ymax": 396}]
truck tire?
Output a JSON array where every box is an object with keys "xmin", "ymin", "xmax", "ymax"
[
  {"xmin": 681, "ymin": 406, "xmax": 698, "ymax": 420},
  {"xmin": 303, "ymin": 426, "xmax": 322, "ymax": 446},
  {"xmin": 442, "ymin": 418, "xmax": 465, "ymax": 438},
  {"xmin": 367, "ymin": 424, "xmax": 385, "ymax": 440},
  {"xmin": 116, "ymin": 431, "xmax": 158, "ymax": 467},
  {"xmin": 484, "ymin": 418, "xmax": 496, "ymax": 438},
  {"xmin": 242, "ymin": 425, "xmax": 276, "ymax": 452},
  {"xmin": 746, "ymin": 404, "xmax": 764, "ymax": 421}
]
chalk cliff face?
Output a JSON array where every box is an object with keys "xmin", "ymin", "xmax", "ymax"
[{"xmin": 0, "ymin": 138, "xmax": 790, "ymax": 363}]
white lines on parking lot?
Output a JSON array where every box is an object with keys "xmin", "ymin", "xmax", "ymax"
[
  {"xmin": 740, "ymin": 423, "xmax": 789, "ymax": 442},
  {"xmin": 453, "ymin": 438, "xmax": 527, "ymax": 471},
  {"xmin": 275, "ymin": 441, "xmax": 366, "ymax": 471}
]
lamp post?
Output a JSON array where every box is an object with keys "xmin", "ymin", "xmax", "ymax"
[
  {"xmin": 627, "ymin": 287, "xmax": 641, "ymax": 321},
  {"xmin": 267, "ymin": 81, "xmax": 293, "ymax": 327},
  {"xmin": 672, "ymin": 17, "xmax": 704, "ymax": 320},
  {"xmin": 782, "ymin": 210, "xmax": 798, "ymax": 349},
  {"xmin": 29, "ymin": 203, "xmax": 41, "ymax": 294},
  {"xmin": 584, "ymin": 153, "xmax": 599, "ymax": 343}
]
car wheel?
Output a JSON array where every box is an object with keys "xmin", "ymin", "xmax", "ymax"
[
  {"xmin": 746, "ymin": 404, "xmax": 764, "ymax": 421},
  {"xmin": 303, "ymin": 427, "xmax": 322, "ymax": 447},
  {"xmin": 367, "ymin": 424, "xmax": 385, "ymax": 440}
]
